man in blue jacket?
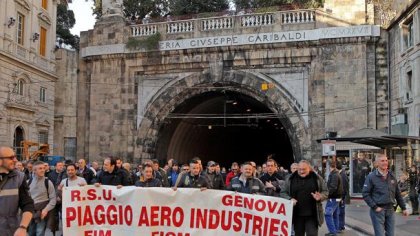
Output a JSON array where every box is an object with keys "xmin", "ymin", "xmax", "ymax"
[{"xmin": 362, "ymin": 154, "xmax": 408, "ymax": 236}]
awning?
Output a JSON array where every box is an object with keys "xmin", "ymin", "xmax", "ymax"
[{"xmin": 317, "ymin": 128, "xmax": 420, "ymax": 149}]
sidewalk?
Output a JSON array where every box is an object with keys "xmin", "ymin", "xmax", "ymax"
[{"xmin": 344, "ymin": 199, "xmax": 420, "ymax": 236}]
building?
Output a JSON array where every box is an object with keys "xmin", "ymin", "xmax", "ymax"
[
  {"xmin": 75, "ymin": 0, "xmax": 390, "ymax": 168},
  {"xmin": 387, "ymin": 0, "xmax": 420, "ymax": 167},
  {"xmin": 0, "ymin": 0, "xmax": 58, "ymax": 158}
]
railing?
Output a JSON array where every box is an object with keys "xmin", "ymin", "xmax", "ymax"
[
  {"xmin": 130, "ymin": 10, "xmax": 316, "ymax": 37},
  {"xmin": 281, "ymin": 10, "xmax": 315, "ymax": 24},
  {"xmin": 166, "ymin": 20, "xmax": 194, "ymax": 34},
  {"xmin": 241, "ymin": 14, "xmax": 274, "ymax": 27},
  {"xmin": 202, "ymin": 17, "xmax": 234, "ymax": 31},
  {"xmin": 131, "ymin": 24, "xmax": 158, "ymax": 36}
]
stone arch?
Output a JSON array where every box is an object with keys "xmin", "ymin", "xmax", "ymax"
[
  {"xmin": 12, "ymin": 72, "xmax": 31, "ymax": 96},
  {"xmin": 135, "ymin": 70, "xmax": 310, "ymax": 163}
]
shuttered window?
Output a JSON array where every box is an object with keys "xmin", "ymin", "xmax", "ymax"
[{"xmin": 40, "ymin": 27, "xmax": 47, "ymax": 56}]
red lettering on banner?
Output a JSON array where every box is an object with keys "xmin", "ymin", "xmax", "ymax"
[
  {"xmin": 103, "ymin": 189, "xmax": 112, "ymax": 200},
  {"xmin": 208, "ymin": 209, "xmax": 219, "ymax": 229},
  {"xmin": 84, "ymin": 230, "xmax": 111, "ymax": 236},
  {"xmin": 220, "ymin": 210, "xmax": 232, "ymax": 231},
  {"xmin": 82, "ymin": 206, "xmax": 93, "ymax": 226},
  {"xmin": 94, "ymin": 205, "xmax": 105, "ymax": 225},
  {"xmin": 151, "ymin": 232, "xmax": 190, "ymax": 236},
  {"xmin": 252, "ymin": 215, "xmax": 263, "ymax": 235},
  {"xmin": 233, "ymin": 211, "xmax": 242, "ymax": 232},
  {"xmin": 66, "ymin": 207, "xmax": 76, "ymax": 227},
  {"xmin": 281, "ymin": 220, "xmax": 289, "ymax": 236},
  {"xmin": 268, "ymin": 218, "xmax": 280, "ymax": 236},
  {"xmin": 243, "ymin": 212, "xmax": 253, "ymax": 233},
  {"xmin": 67, "ymin": 205, "xmax": 133, "ymax": 227},
  {"xmin": 221, "ymin": 194, "xmax": 287, "ymax": 216},
  {"xmin": 173, "ymin": 207, "xmax": 184, "ymax": 227},
  {"xmin": 160, "ymin": 206, "xmax": 171, "ymax": 226},
  {"xmin": 87, "ymin": 189, "xmax": 96, "ymax": 200},
  {"xmin": 139, "ymin": 206, "xmax": 150, "ymax": 226},
  {"xmin": 71, "ymin": 190, "xmax": 81, "ymax": 202},
  {"xmin": 150, "ymin": 206, "xmax": 159, "ymax": 226},
  {"xmin": 195, "ymin": 208, "xmax": 207, "ymax": 228}
]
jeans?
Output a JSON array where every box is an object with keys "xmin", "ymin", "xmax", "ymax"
[
  {"xmin": 338, "ymin": 200, "xmax": 345, "ymax": 230},
  {"xmin": 28, "ymin": 218, "xmax": 46, "ymax": 236},
  {"xmin": 369, "ymin": 208, "xmax": 395, "ymax": 236},
  {"xmin": 325, "ymin": 199, "xmax": 340, "ymax": 234}
]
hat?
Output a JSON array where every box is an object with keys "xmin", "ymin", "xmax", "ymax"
[{"xmin": 207, "ymin": 161, "xmax": 216, "ymax": 167}]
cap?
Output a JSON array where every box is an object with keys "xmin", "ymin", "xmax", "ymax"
[{"xmin": 207, "ymin": 161, "xmax": 216, "ymax": 167}]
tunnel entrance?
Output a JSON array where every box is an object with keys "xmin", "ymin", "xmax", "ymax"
[{"xmin": 155, "ymin": 91, "xmax": 294, "ymax": 169}]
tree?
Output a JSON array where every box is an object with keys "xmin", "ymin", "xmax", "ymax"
[
  {"xmin": 92, "ymin": 0, "xmax": 102, "ymax": 20},
  {"xmin": 56, "ymin": 3, "xmax": 79, "ymax": 50},
  {"xmin": 169, "ymin": 0, "xmax": 229, "ymax": 16},
  {"xmin": 234, "ymin": 0, "xmax": 324, "ymax": 11},
  {"xmin": 123, "ymin": 0, "xmax": 168, "ymax": 21}
]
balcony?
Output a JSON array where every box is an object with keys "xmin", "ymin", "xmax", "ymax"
[
  {"xmin": 0, "ymin": 37, "xmax": 56, "ymax": 74},
  {"xmin": 5, "ymin": 92, "xmax": 37, "ymax": 113},
  {"xmin": 131, "ymin": 10, "xmax": 317, "ymax": 38}
]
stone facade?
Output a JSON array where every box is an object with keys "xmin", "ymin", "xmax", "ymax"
[
  {"xmin": 0, "ymin": 0, "xmax": 58, "ymax": 157},
  {"xmin": 77, "ymin": 1, "xmax": 390, "ymax": 164},
  {"xmin": 53, "ymin": 48, "xmax": 78, "ymax": 162}
]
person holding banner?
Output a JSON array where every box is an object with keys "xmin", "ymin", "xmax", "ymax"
[
  {"xmin": 135, "ymin": 164, "xmax": 163, "ymax": 187},
  {"xmin": 95, "ymin": 157, "xmax": 130, "ymax": 187},
  {"xmin": 175, "ymin": 160, "xmax": 209, "ymax": 190},
  {"xmin": 0, "ymin": 147, "xmax": 34, "ymax": 236},
  {"xmin": 227, "ymin": 162, "xmax": 266, "ymax": 194},
  {"xmin": 280, "ymin": 160, "xmax": 328, "ymax": 236}
]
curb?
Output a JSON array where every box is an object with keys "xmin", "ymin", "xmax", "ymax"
[{"xmin": 345, "ymin": 217, "xmax": 374, "ymax": 236}]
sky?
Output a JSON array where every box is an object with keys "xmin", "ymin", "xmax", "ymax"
[{"xmin": 69, "ymin": 0, "xmax": 96, "ymax": 36}]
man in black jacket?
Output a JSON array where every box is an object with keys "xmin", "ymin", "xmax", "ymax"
[
  {"xmin": 337, "ymin": 161, "xmax": 349, "ymax": 232},
  {"xmin": 135, "ymin": 164, "xmax": 162, "ymax": 187},
  {"xmin": 175, "ymin": 160, "xmax": 209, "ymax": 189},
  {"xmin": 325, "ymin": 161, "xmax": 343, "ymax": 236},
  {"xmin": 408, "ymin": 165, "xmax": 419, "ymax": 215},
  {"xmin": 77, "ymin": 159, "xmax": 95, "ymax": 184},
  {"xmin": 203, "ymin": 161, "xmax": 225, "ymax": 190},
  {"xmin": 259, "ymin": 159, "xmax": 284, "ymax": 196},
  {"xmin": 95, "ymin": 157, "xmax": 130, "ymax": 187}
]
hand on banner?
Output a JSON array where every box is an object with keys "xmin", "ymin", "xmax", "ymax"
[
  {"xmin": 291, "ymin": 198, "xmax": 297, "ymax": 206},
  {"xmin": 200, "ymin": 187, "xmax": 207, "ymax": 191},
  {"xmin": 94, "ymin": 183, "xmax": 101, "ymax": 187},
  {"xmin": 41, "ymin": 209, "xmax": 48, "ymax": 219},
  {"xmin": 79, "ymin": 183, "xmax": 86, "ymax": 186},
  {"xmin": 402, "ymin": 210, "xmax": 409, "ymax": 216},
  {"xmin": 311, "ymin": 192, "xmax": 322, "ymax": 201},
  {"xmin": 117, "ymin": 185, "xmax": 123, "ymax": 189},
  {"xmin": 172, "ymin": 187, "xmax": 177, "ymax": 191}
]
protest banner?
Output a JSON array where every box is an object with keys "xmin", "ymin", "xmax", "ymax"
[{"xmin": 63, "ymin": 186, "xmax": 293, "ymax": 236}]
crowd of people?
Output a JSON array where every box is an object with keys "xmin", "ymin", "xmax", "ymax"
[{"xmin": 1, "ymin": 146, "xmax": 418, "ymax": 236}]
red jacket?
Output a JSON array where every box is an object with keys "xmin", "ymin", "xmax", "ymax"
[{"xmin": 225, "ymin": 171, "xmax": 239, "ymax": 186}]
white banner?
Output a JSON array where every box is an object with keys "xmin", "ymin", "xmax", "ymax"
[{"xmin": 63, "ymin": 186, "xmax": 293, "ymax": 236}]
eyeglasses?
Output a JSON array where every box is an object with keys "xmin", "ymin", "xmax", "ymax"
[
  {"xmin": 0, "ymin": 155, "xmax": 17, "ymax": 160},
  {"xmin": 182, "ymin": 169, "xmax": 190, "ymax": 171}
]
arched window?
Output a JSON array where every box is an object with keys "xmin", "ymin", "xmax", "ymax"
[{"xmin": 15, "ymin": 79, "xmax": 24, "ymax": 95}]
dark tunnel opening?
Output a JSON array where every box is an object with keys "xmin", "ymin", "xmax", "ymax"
[{"xmin": 155, "ymin": 91, "xmax": 295, "ymax": 169}]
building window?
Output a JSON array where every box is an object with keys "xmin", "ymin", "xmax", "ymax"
[
  {"xmin": 402, "ymin": 17, "xmax": 414, "ymax": 50},
  {"xmin": 40, "ymin": 87, "xmax": 46, "ymax": 103},
  {"xmin": 42, "ymin": 0, "xmax": 48, "ymax": 10},
  {"xmin": 17, "ymin": 13, "xmax": 25, "ymax": 45},
  {"xmin": 14, "ymin": 79, "xmax": 24, "ymax": 95},
  {"xmin": 38, "ymin": 131, "xmax": 48, "ymax": 144},
  {"xmin": 40, "ymin": 27, "xmax": 47, "ymax": 56},
  {"xmin": 406, "ymin": 71, "xmax": 413, "ymax": 101}
]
